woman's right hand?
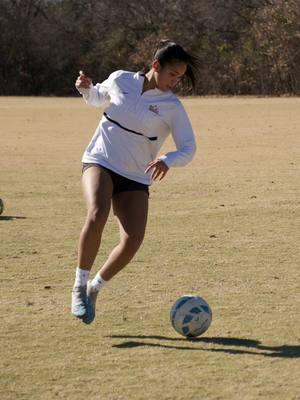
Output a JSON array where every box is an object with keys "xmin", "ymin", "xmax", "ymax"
[{"xmin": 75, "ymin": 70, "xmax": 92, "ymax": 89}]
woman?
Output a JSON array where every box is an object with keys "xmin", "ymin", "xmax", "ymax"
[{"xmin": 72, "ymin": 40, "xmax": 199, "ymax": 324}]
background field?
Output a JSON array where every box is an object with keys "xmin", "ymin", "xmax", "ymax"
[{"xmin": 0, "ymin": 97, "xmax": 299, "ymax": 400}]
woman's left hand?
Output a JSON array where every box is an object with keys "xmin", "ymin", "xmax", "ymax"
[{"xmin": 145, "ymin": 159, "xmax": 169, "ymax": 181}]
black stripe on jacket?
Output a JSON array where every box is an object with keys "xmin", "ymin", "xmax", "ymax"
[{"xmin": 103, "ymin": 112, "xmax": 157, "ymax": 141}]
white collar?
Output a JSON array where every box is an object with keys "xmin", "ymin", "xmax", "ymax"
[{"xmin": 134, "ymin": 71, "xmax": 171, "ymax": 96}]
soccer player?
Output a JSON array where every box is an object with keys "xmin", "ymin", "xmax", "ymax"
[{"xmin": 72, "ymin": 40, "xmax": 199, "ymax": 324}]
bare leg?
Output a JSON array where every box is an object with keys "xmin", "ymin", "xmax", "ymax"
[
  {"xmin": 98, "ymin": 190, "xmax": 149, "ymax": 281},
  {"xmin": 77, "ymin": 166, "xmax": 113, "ymax": 270}
]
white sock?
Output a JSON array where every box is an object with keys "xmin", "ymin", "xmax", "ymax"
[
  {"xmin": 74, "ymin": 267, "xmax": 90, "ymax": 287},
  {"xmin": 91, "ymin": 272, "xmax": 107, "ymax": 292}
]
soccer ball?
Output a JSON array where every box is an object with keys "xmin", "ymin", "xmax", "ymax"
[
  {"xmin": 170, "ymin": 295, "xmax": 212, "ymax": 337},
  {"xmin": 0, "ymin": 198, "xmax": 4, "ymax": 215}
]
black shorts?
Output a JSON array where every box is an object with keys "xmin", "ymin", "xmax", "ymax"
[{"xmin": 82, "ymin": 163, "xmax": 149, "ymax": 196}]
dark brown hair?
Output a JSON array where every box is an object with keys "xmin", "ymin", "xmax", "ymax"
[{"xmin": 153, "ymin": 40, "xmax": 200, "ymax": 91}]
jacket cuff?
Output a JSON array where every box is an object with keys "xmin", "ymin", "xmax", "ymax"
[{"xmin": 158, "ymin": 155, "xmax": 172, "ymax": 168}]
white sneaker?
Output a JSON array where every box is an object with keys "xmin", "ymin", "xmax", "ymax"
[
  {"xmin": 82, "ymin": 281, "xmax": 99, "ymax": 324},
  {"xmin": 71, "ymin": 285, "xmax": 87, "ymax": 318}
]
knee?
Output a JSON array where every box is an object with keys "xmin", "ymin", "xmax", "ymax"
[
  {"xmin": 86, "ymin": 206, "xmax": 108, "ymax": 227},
  {"xmin": 121, "ymin": 233, "xmax": 144, "ymax": 256}
]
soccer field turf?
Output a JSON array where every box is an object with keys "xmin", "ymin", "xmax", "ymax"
[{"xmin": 0, "ymin": 97, "xmax": 299, "ymax": 400}]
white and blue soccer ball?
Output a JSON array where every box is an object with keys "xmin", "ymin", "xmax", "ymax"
[{"xmin": 170, "ymin": 295, "xmax": 212, "ymax": 337}]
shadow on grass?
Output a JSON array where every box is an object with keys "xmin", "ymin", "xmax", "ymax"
[
  {"xmin": 108, "ymin": 335, "xmax": 300, "ymax": 358},
  {"xmin": 0, "ymin": 216, "xmax": 27, "ymax": 221}
]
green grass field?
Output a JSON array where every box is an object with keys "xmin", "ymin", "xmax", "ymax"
[{"xmin": 0, "ymin": 97, "xmax": 299, "ymax": 399}]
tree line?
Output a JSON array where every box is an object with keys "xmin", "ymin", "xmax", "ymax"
[{"xmin": 1, "ymin": 0, "xmax": 299, "ymax": 96}]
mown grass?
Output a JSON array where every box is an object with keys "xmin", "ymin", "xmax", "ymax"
[{"xmin": 0, "ymin": 97, "xmax": 299, "ymax": 400}]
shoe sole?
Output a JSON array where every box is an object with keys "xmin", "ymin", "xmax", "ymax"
[{"xmin": 82, "ymin": 298, "xmax": 94, "ymax": 324}]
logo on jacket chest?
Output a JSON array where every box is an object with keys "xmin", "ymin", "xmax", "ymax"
[{"xmin": 149, "ymin": 104, "xmax": 159, "ymax": 115}]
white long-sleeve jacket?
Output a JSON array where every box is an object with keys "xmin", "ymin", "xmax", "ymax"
[{"xmin": 78, "ymin": 70, "xmax": 196, "ymax": 185}]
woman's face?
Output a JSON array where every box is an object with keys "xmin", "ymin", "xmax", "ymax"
[{"xmin": 153, "ymin": 61, "xmax": 187, "ymax": 91}]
